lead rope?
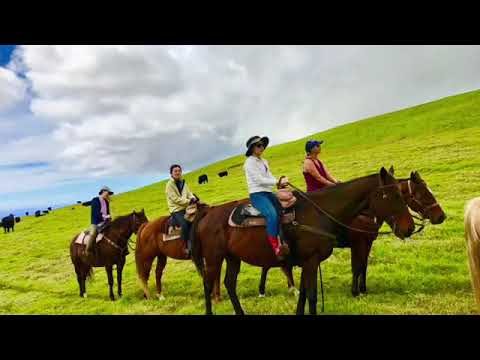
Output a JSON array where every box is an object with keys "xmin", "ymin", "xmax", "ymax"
[
  {"xmin": 287, "ymin": 182, "xmax": 396, "ymax": 236},
  {"xmin": 319, "ymin": 263, "xmax": 324, "ymax": 313}
]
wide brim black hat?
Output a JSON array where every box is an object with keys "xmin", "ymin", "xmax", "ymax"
[{"xmin": 245, "ymin": 136, "xmax": 269, "ymax": 157}]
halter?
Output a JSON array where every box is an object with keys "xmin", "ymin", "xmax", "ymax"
[
  {"xmin": 103, "ymin": 212, "xmax": 139, "ymax": 255},
  {"xmin": 406, "ymin": 180, "xmax": 441, "ymax": 219}
]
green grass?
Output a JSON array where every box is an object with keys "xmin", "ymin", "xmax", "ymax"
[{"xmin": 2, "ymin": 89, "xmax": 480, "ymax": 315}]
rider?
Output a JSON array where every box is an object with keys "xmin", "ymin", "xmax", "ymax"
[
  {"xmin": 244, "ymin": 136, "xmax": 290, "ymax": 260},
  {"xmin": 86, "ymin": 186, "xmax": 113, "ymax": 255},
  {"xmin": 303, "ymin": 140, "xmax": 340, "ymax": 192},
  {"xmin": 165, "ymin": 164, "xmax": 198, "ymax": 256}
]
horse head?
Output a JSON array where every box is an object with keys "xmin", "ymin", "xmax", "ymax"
[
  {"xmin": 369, "ymin": 167, "xmax": 415, "ymax": 239},
  {"xmin": 131, "ymin": 209, "xmax": 148, "ymax": 234}
]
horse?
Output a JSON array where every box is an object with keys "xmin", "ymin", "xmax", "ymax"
[
  {"xmin": 2, "ymin": 215, "xmax": 15, "ymax": 233},
  {"xmin": 190, "ymin": 167, "xmax": 415, "ymax": 315},
  {"xmin": 465, "ymin": 197, "xmax": 480, "ymax": 307},
  {"xmin": 135, "ymin": 214, "xmax": 222, "ymax": 301},
  {"xmin": 258, "ymin": 168, "xmax": 446, "ymax": 298},
  {"xmin": 69, "ymin": 210, "xmax": 148, "ymax": 300}
]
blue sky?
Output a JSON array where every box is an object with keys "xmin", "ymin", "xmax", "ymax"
[
  {"xmin": 0, "ymin": 45, "xmax": 15, "ymax": 66},
  {"xmin": 1, "ymin": 45, "xmax": 480, "ymax": 218}
]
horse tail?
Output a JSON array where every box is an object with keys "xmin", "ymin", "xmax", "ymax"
[
  {"xmin": 191, "ymin": 205, "xmax": 209, "ymax": 277},
  {"xmin": 465, "ymin": 197, "xmax": 480, "ymax": 306}
]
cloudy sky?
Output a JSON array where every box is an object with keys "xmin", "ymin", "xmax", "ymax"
[{"xmin": 0, "ymin": 45, "xmax": 479, "ymax": 215}]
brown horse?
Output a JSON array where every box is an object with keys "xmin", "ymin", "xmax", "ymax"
[
  {"xmin": 135, "ymin": 215, "xmax": 222, "ymax": 301},
  {"xmin": 70, "ymin": 210, "xmax": 148, "ymax": 300},
  {"xmin": 258, "ymin": 168, "xmax": 446, "ymax": 298},
  {"xmin": 191, "ymin": 167, "xmax": 415, "ymax": 315}
]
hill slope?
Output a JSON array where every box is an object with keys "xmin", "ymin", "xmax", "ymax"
[{"xmin": 1, "ymin": 89, "xmax": 479, "ymax": 314}]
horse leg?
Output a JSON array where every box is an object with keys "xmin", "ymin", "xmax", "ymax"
[
  {"xmin": 304, "ymin": 260, "xmax": 319, "ymax": 315},
  {"xmin": 282, "ymin": 265, "xmax": 297, "ymax": 295},
  {"xmin": 106, "ymin": 265, "xmax": 115, "ymax": 301},
  {"xmin": 224, "ymin": 255, "xmax": 244, "ymax": 315},
  {"xmin": 259, "ymin": 267, "xmax": 269, "ymax": 297},
  {"xmin": 360, "ymin": 239, "xmax": 374, "ymax": 294},
  {"xmin": 350, "ymin": 237, "xmax": 363, "ymax": 297},
  {"xmin": 117, "ymin": 256, "xmax": 125, "ymax": 298},
  {"xmin": 155, "ymin": 255, "xmax": 167, "ymax": 300},
  {"xmin": 212, "ymin": 262, "xmax": 222, "ymax": 303},
  {"xmin": 74, "ymin": 263, "xmax": 86, "ymax": 298},
  {"xmin": 137, "ymin": 254, "xmax": 155, "ymax": 299},
  {"xmin": 203, "ymin": 258, "xmax": 222, "ymax": 315},
  {"xmin": 296, "ymin": 270, "xmax": 307, "ymax": 315}
]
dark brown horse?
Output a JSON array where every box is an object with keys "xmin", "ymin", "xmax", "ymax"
[
  {"xmin": 258, "ymin": 168, "xmax": 446, "ymax": 298},
  {"xmin": 135, "ymin": 215, "xmax": 222, "ymax": 301},
  {"xmin": 191, "ymin": 167, "xmax": 415, "ymax": 315},
  {"xmin": 70, "ymin": 210, "xmax": 148, "ymax": 300}
]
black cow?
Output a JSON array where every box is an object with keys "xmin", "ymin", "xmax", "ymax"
[
  {"xmin": 71, "ymin": 208, "xmax": 75, "ymax": 210},
  {"xmin": 42, "ymin": 210, "xmax": 49, "ymax": 215},
  {"xmin": 15, "ymin": 217, "xmax": 21, "ymax": 223},
  {"xmin": 82, "ymin": 201, "xmax": 92, "ymax": 207},
  {"xmin": 35, "ymin": 210, "xmax": 42, "ymax": 217},
  {"xmin": 198, "ymin": 174, "xmax": 208, "ymax": 184},
  {"xmin": 48, "ymin": 207, "xmax": 52, "ymax": 211},
  {"xmin": 1, "ymin": 215, "xmax": 15, "ymax": 233},
  {"xmin": 218, "ymin": 171, "xmax": 228, "ymax": 177},
  {"xmin": 25, "ymin": 212, "xmax": 29, "ymax": 216},
  {"xmin": 77, "ymin": 201, "xmax": 82, "ymax": 204}
]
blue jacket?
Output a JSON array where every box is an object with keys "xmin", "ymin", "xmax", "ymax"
[{"xmin": 91, "ymin": 197, "xmax": 110, "ymax": 225}]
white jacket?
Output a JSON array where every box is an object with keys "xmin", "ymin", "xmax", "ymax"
[{"xmin": 244, "ymin": 156, "xmax": 278, "ymax": 194}]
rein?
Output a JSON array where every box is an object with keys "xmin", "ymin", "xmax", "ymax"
[{"xmin": 287, "ymin": 181, "xmax": 397, "ymax": 236}]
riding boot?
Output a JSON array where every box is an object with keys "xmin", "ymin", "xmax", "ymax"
[
  {"xmin": 267, "ymin": 235, "xmax": 288, "ymax": 260},
  {"xmin": 86, "ymin": 226, "xmax": 97, "ymax": 256}
]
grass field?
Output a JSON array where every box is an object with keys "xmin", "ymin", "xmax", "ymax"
[{"xmin": 1, "ymin": 89, "xmax": 479, "ymax": 315}]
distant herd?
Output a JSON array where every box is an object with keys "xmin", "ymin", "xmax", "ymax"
[{"xmin": 3, "ymin": 169, "xmax": 231, "ymax": 234}]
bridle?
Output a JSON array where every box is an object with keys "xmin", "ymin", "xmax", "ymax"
[
  {"xmin": 287, "ymin": 176, "xmax": 409, "ymax": 236},
  {"xmin": 405, "ymin": 179, "xmax": 441, "ymax": 219},
  {"xmin": 104, "ymin": 212, "xmax": 142, "ymax": 254}
]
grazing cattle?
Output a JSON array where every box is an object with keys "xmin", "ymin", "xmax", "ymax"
[
  {"xmin": 25, "ymin": 212, "xmax": 29, "ymax": 216},
  {"xmin": 1, "ymin": 215, "xmax": 15, "ymax": 233},
  {"xmin": 15, "ymin": 217, "xmax": 21, "ymax": 223},
  {"xmin": 218, "ymin": 171, "xmax": 228, "ymax": 177},
  {"xmin": 77, "ymin": 201, "xmax": 82, "ymax": 204},
  {"xmin": 82, "ymin": 201, "xmax": 92, "ymax": 207},
  {"xmin": 35, "ymin": 210, "xmax": 42, "ymax": 217},
  {"xmin": 71, "ymin": 208, "xmax": 75, "ymax": 210},
  {"xmin": 198, "ymin": 174, "xmax": 208, "ymax": 184},
  {"xmin": 48, "ymin": 207, "xmax": 52, "ymax": 211},
  {"xmin": 43, "ymin": 210, "xmax": 49, "ymax": 215}
]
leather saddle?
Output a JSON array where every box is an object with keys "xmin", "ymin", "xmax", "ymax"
[{"xmin": 228, "ymin": 203, "xmax": 296, "ymax": 228}]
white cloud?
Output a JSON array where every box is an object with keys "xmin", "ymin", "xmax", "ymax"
[
  {"xmin": 0, "ymin": 66, "xmax": 27, "ymax": 110},
  {"xmin": 1, "ymin": 45, "xmax": 480, "ymax": 203}
]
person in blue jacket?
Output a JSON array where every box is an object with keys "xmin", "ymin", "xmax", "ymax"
[{"xmin": 86, "ymin": 186, "xmax": 114, "ymax": 255}]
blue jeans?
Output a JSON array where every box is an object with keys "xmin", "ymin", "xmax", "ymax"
[{"xmin": 250, "ymin": 192, "xmax": 283, "ymax": 237}]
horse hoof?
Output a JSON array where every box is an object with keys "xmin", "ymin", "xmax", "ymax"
[
  {"xmin": 157, "ymin": 294, "xmax": 165, "ymax": 301},
  {"xmin": 289, "ymin": 287, "xmax": 299, "ymax": 296},
  {"xmin": 259, "ymin": 293, "xmax": 266, "ymax": 298},
  {"xmin": 83, "ymin": 293, "xmax": 87, "ymax": 298}
]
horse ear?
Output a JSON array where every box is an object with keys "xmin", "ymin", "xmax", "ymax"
[
  {"xmin": 388, "ymin": 165, "xmax": 395, "ymax": 175},
  {"xmin": 380, "ymin": 167, "xmax": 388, "ymax": 184},
  {"xmin": 141, "ymin": 208, "xmax": 145, "ymax": 213},
  {"xmin": 133, "ymin": 210, "xmax": 136, "ymax": 214},
  {"xmin": 414, "ymin": 171, "xmax": 422, "ymax": 181}
]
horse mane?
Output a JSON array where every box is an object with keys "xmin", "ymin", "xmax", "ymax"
[{"xmin": 465, "ymin": 197, "xmax": 480, "ymax": 306}]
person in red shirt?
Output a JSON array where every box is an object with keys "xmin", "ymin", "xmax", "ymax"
[{"xmin": 302, "ymin": 140, "xmax": 340, "ymax": 192}]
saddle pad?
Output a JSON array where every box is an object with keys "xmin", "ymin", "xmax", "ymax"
[
  {"xmin": 162, "ymin": 226, "xmax": 182, "ymax": 242},
  {"xmin": 228, "ymin": 204, "xmax": 295, "ymax": 228},
  {"xmin": 74, "ymin": 231, "xmax": 105, "ymax": 245}
]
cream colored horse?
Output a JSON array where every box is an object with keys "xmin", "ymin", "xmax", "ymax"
[{"xmin": 465, "ymin": 197, "xmax": 480, "ymax": 306}]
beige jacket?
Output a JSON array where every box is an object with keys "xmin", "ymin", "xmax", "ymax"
[{"xmin": 165, "ymin": 178, "xmax": 195, "ymax": 213}]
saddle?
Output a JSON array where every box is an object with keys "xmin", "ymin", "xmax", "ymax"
[
  {"xmin": 74, "ymin": 230, "xmax": 105, "ymax": 246},
  {"xmin": 228, "ymin": 203, "xmax": 296, "ymax": 228},
  {"xmin": 162, "ymin": 217, "xmax": 182, "ymax": 242}
]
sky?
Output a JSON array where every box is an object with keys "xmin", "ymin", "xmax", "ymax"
[{"xmin": 1, "ymin": 45, "xmax": 479, "ymax": 217}]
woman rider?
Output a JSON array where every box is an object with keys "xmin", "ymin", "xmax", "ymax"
[
  {"xmin": 303, "ymin": 140, "xmax": 340, "ymax": 192},
  {"xmin": 243, "ymin": 136, "xmax": 290, "ymax": 260}
]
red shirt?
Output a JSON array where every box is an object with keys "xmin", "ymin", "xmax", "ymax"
[{"xmin": 303, "ymin": 157, "xmax": 329, "ymax": 192}]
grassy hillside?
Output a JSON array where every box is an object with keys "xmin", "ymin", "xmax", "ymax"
[{"xmin": 1, "ymin": 90, "xmax": 480, "ymax": 314}]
